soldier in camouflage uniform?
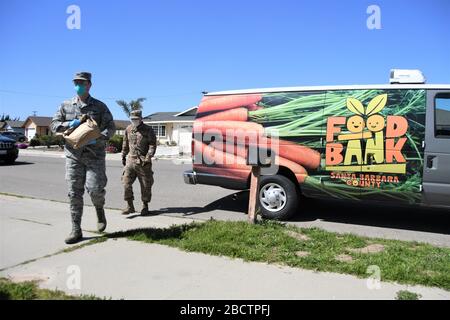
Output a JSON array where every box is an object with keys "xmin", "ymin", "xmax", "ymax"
[
  {"xmin": 51, "ymin": 72, "xmax": 115, "ymax": 244},
  {"xmin": 121, "ymin": 110, "xmax": 157, "ymax": 216}
]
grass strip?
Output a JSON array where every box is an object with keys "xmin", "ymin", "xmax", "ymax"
[
  {"xmin": 0, "ymin": 278, "xmax": 105, "ymax": 300},
  {"xmin": 106, "ymin": 220, "xmax": 450, "ymax": 291}
]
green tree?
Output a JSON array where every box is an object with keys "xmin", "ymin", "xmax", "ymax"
[
  {"xmin": 0, "ymin": 114, "xmax": 20, "ymax": 121},
  {"xmin": 116, "ymin": 98, "xmax": 146, "ymax": 118}
]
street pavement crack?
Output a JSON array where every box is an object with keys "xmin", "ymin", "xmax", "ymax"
[{"xmin": 9, "ymin": 217, "xmax": 52, "ymax": 226}]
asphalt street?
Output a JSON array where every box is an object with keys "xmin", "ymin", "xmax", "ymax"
[{"xmin": 1, "ymin": 154, "xmax": 449, "ymax": 246}]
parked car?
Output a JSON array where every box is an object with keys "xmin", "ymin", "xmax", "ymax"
[
  {"xmin": 0, "ymin": 131, "xmax": 27, "ymax": 142},
  {"xmin": 184, "ymin": 69, "xmax": 450, "ymax": 220},
  {"xmin": 0, "ymin": 134, "xmax": 19, "ymax": 164}
]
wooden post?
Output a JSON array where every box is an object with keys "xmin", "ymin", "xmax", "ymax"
[{"xmin": 248, "ymin": 166, "xmax": 261, "ymax": 224}]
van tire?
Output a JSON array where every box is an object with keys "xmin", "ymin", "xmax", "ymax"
[{"xmin": 258, "ymin": 175, "xmax": 299, "ymax": 221}]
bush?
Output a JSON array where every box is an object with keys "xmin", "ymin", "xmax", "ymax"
[
  {"xmin": 37, "ymin": 135, "xmax": 64, "ymax": 148},
  {"xmin": 108, "ymin": 135, "xmax": 123, "ymax": 153},
  {"xmin": 29, "ymin": 138, "xmax": 40, "ymax": 147}
]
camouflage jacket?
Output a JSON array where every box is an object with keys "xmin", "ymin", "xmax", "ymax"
[
  {"xmin": 51, "ymin": 96, "xmax": 115, "ymax": 159},
  {"xmin": 122, "ymin": 123, "xmax": 157, "ymax": 162}
]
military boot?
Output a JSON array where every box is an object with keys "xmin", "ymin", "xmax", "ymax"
[
  {"xmin": 65, "ymin": 223, "xmax": 82, "ymax": 244},
  {"xmin": 96, "ymin": 207, "xmax": 107, "ymax": 232},
  {"xmin": 141, "ymin": 202, "xmax": 150, "ymax": 216},
  {"xmin": 122, "ymin": 200, "xmax": 135, "ymax": 215},
  {"xmin": 65, "ymin": 210, "xmax": 83, "ymax": 244}
]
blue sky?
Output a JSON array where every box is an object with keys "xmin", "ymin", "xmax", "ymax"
[{"xmin": 0, "ymin": 0, "xmax": 449, "ymax": 121}]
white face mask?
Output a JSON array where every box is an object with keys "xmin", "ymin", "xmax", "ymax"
[{"xmin": 131, "ymin": 120, "xmax": 141, "ymax": 127}]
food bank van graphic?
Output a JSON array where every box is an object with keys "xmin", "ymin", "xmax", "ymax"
[{"xmin": 184, "ymin": 73, "xmax": 450, "ymax": 220}]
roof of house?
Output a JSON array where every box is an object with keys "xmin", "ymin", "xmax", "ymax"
[
  {"xmin": 0, "ymin": 122, "xmax": 8, "ymax": 130},
  {"xmin": 23, "ymin": 116, "xmax": 53, "ymax": 127},
  {"xmin": 143, "ymin": 107, "xmax": 197, "ymax": 123},
  {"xmin": 6, "ymin": 120, "xmax": 25, "ymax": 128}
]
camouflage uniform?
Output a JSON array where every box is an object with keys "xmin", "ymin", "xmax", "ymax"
[
  {"xmin": 121, "ymin": 118, "xmax": 157, "ymax": 214},
  {"xmin": 51, "ymin": 94, "xmax": 115, "ymax": 237}
]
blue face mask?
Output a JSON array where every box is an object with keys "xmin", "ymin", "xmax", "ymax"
[{"xmin": 75, "ymin": 84, "xmax": 86, "ymax": 96}]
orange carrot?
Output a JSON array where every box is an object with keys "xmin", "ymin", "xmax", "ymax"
[
  {"xmin": 246, "ymin": 136, "xmax": 321, "ymax": 170},
  {"xmin": 276, "ymin": 156, "xmax": 308, "ymax": 183},
  {"xmin": 193, "ymin": 121, "xmax": 320, "ymax": 170},
  {"xmin": 207, "ymin": 140, "xmax": 308, "ymax": 183},
  {"xmin": 194, "ymin": 142, "xmax": 250, "ymax": 170},
  {"xmin": 193, "ymin": 121, "xmax": 265, "ymax": 139},
  {"xmin": 193, "ymin": 165, "xmax": 251, "ymax": 181},
  {"xmin": 246, "ymin": 103, "xmax": 263, "ymax": 111},
  {"xmin": 198, "ymin": 94, "xmax": 263, "ymax": 114},
  {"xmin": 210, "ymin": 140, "xmax": 248, "ymax": 159},
  {"xmin": 198, "ymin": 108, "xmax": 248, "ymax": 122}
]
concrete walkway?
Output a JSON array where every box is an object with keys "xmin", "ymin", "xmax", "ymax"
[
  {"xmin": 0, "ymin": 195, "xmax": 449, "ymax": 300},
  {"xmin": 18, "ymin": 148, "xmax": 192, "ymax": 162}
]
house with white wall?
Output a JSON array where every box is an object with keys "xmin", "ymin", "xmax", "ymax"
[{"xmin": 143, "ymin": 106, "xmax": 196, "ymax": 154}]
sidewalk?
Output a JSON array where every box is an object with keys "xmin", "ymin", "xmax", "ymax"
[
  {"xmin": 0, "ymin": 194, "xmax": 449, "ymax": 300},
  {"xmin": 18, "ymin": 147, "xmax": 192, "ymax": 162}
]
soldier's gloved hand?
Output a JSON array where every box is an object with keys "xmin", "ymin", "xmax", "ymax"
[
  {"xmin": 122, "ymin": 157, "xmax": 126, "ymax": 166},
  {"xmin": 69, "ymin": 119, "xmax": 81, "ymax": 128}
]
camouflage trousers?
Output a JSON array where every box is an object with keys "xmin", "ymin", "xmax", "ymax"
[
  {"xmin": 122, "ymin": 159, "xmax": 154, "ymax": 203},
  {"xmin": 65, "ymin": 154, "xmax": 107, "ymax": 230}
]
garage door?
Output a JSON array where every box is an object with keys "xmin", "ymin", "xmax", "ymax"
[
  {"xmin": 178, "ymin": 126, "xmax": 192, "ymax": 154},
  {"xmin": 26, "ymin": 128, "xmax": 36, "ymax": 141}
]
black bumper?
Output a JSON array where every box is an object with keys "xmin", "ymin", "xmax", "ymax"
[
  {"xmin": 183, "ymin": 170, "xmax": 247, "ymax": 190},
  {"xmin": 0, "ymin": 148, "xmax": 18, "ymax": 160},
  {"xmin": 183, "ymin": 170, "xmax": 198, "ymax": 185}
]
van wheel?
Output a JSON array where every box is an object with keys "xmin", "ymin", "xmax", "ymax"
[{"xmin": 258, "ymin": 175, "xmax": 299, "ymax": 221}]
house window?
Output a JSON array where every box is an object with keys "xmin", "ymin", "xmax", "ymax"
[
  {"xmin": 435, "ymin": 94, "xmax": 450, "ymax": 138},
  {"xmin": 150, "ymin": 125, "xmax": 166, "ymax": 137}
]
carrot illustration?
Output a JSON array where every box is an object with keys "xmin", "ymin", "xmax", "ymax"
[
  {"xmin": 248, "ymin": 137, "xmax": 321, "ymax": 170},
  {"xmin": 194, "ymin": 142, "xmax": 250, "ymax": 170},
  {"xmin": 193, "ymin": 165, "xmax": 251, "ymax": 181},
  {"xmin": 207, "ymin": 140, "xmax": 309, "ymax": 183},
  {"xmin": 210, "ymin": 140, "xmax": 248, "ymax": 159},
  {"xmin": 193, "ymin": 121, "xmax": 265, "ymax": 138},
  {"xmin": 197, "ymin": 94, "xmax": 263, "ymax": 114},
  {"xmin": 198, "ymin": 108, "xmax": 249, "ymax": 122},
  {"xmin": 197, "ymin": 129, "xmax": 321, "ymax": 170},
  {"xmin": 276, "ymin": 156, "xmax": 308, "ymax": 183},
  {"xmin": 276, "ymin": 142, "xmax": 321, "ymax": 170},
  {"xmin": 246, "ymin": 104, "xmax": 263, "ymax": 111}
]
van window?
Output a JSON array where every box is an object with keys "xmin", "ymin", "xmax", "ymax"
[{"xmin": 435, "ymin": 94, "xmax": 450, "ymax": 138}]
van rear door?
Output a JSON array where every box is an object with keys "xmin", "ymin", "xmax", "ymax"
[{"xmin": 423, "ymin": 90, "xmax": 450, "ymax": 208}]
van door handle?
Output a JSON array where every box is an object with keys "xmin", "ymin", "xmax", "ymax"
[{"xmin": 427, "ymin": 155, "xmax": 436, "ymax": 169}]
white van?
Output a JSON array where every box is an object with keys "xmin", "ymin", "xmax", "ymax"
[{"xmin": 184, "ymin": 70, "xmax": 450, "ymax": 220}]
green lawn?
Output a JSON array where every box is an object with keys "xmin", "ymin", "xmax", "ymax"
[
  {"xmin": 0, "ymin": 278, "xmax": 102, "ymax": 300},
  {"xmin": 108, "ymin": 220, "xmax": 450, "ymax": 291}
]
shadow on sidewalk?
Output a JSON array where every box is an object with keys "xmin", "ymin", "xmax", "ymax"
[
  {"xmin": 126, "ymin": 192, "xmax": 249, "ymax": 219},
  {"xmin": 106, "ymin": 223, "xmax": 199, "ymax": 242}
]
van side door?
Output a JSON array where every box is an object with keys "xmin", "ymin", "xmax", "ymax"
[{"xmin": 423, "ymin": 90, "xmax": 450, "ymax": 208}]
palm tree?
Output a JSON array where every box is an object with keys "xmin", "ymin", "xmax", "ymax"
[{"xmin": 116, "ymin": 98, "xmax": 146, "ymax": 118}]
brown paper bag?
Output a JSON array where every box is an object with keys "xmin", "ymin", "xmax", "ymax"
[{"xmin": 64, "ymin": 117, "xmax": 102, "ymax": 149}]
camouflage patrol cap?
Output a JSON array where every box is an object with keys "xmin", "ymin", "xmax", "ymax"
[
  {"xmin": 130, "ymin": 110, "xmax": 142, "ymax": 120},
  {"xmin": 73, "ymin": 72, "xmax": 92, "ymax": 82}
]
